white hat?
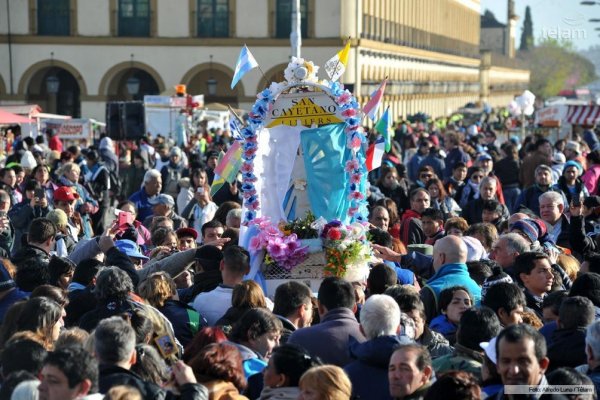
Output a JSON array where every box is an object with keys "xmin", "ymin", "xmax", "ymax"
[{"xmin": 480, "ymin": 336, "xmax": 498, "ymax": 364}]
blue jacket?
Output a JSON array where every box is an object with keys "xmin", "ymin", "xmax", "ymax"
[
  {"xmin": 158, "ymin": 300, "xmax": 207, "ymax": 348},
  {"xmin": 129, "ymin": 188, "xmax": 154, "ymax": 222},
  {"xmin": 444, "ymin": 147, "xmax": 470, "ymax": 179},
  {"xmin": 344, "ymin": 335, "xmax": 411, "ymax": 400},
  {"xmin": 408, "ymin": 153, "xmax": 426, "ymax": 183},
  {"xmin": 421, "ymin": 263, "xmax": 481, "ymax": 322}
]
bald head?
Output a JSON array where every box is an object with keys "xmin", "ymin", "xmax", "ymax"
[{"xmin": 432, "ymin": 235, "xmax": 468, "ymax": 271}]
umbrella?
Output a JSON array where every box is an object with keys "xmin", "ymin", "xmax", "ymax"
[{"xmin": 0, "ymin": 109, "xmax": 33, "ymax": 124}]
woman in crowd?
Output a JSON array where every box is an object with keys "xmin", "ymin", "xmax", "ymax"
[
  {"xmin": 56, "ymin": 161, "xmax": 98, "ymax": 239},
  {"xmin": 495, "ymin": 143, "xmax": 522, "ymax": 211},
  {"xmin": 259, "ymin": 344, "xmax": 321, "ymax": 400},
  {"xmin": 216, "ymin": 280, "xmax": 268, "ymax": 330},
  {"xmin": 429, "ymin": 286, "xmax": 473, "ymax": 345},
  {"xmin": 554, "ymin": 160, "xmax": 588, "ymax": 205},
  {"xmin": 31, "ymin": 164, "xmax": 58, "ymax": 204},
  {"xmin": 228, "ymin": 308, "xmax": 283, "ymax": 378},
  {"xmin": 426, "ymin": 178, "xmax": 461, "ymax": 220},
  {"xmin": 181, "ymin": 168, "xmax": 218, "ymax": 243},
  {"xmin": 15, "ymin": 297, "xmax": 63, "ymax": 350},
  {"xmin": 188, "ymin": 342, "xmax": 248, "ymax": 399},
  {"xmin": 138, "ymin": 271, "xmax": 206, "ymax": 347},
  {"xmin": 298, "ymin": 365, "xmax": 352, "ymax": 400},
  {"xmin": 458, "ymin": 167, "xmax": 485, "ymax": 208},
  {"xmin": 375, "ymin": 165, "xmax": 410, "ymax": 216}
]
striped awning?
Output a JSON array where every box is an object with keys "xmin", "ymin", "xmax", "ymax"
[{"xmin": 566, "ymin": 105, "xmax": 600, "ymax": 126}]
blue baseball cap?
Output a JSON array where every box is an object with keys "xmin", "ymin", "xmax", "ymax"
[{"xmin": 115, "ymin": 239, "xmax": 148, "ymax": 260}]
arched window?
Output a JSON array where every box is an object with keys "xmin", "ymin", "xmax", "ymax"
[
  {"xmin": 118, "ymin": 0, "xmax": 150, "ymax": 37},
  {"xmin": 197, "ymin": 0, "xmax": 230, "ymax": 37},
  {"xmin": 37, "ymin": 0, "xmax": 70, "ymax": 36},
  {"xmin": 276, "ymin": 0, "xmax": 307, "ymax": 38}
]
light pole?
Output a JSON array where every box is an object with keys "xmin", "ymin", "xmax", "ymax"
[
  {"xmin": 290, "ymin": 0, "xmax": 301, "ymax": 58},
  {"xmin": 126, "ymin": 54, "xmax": 140, "ymax": 99}
]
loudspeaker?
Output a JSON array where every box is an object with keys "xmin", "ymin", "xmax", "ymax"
[
  {"xmin": 106, "ymin": 102, "xmax": 123, "ymax": 140},
  {"xmin": 105, "ymin": 101, "xmax": 145, "ymax": 141}
]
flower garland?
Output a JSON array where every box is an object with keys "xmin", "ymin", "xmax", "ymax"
[
  {"xmin": 240, "ymin": 57, "xmax": 369, "ymax": 226},
  {"xmin": 319, "ymin": 220, "xmax": 371, "ymax": 277}
]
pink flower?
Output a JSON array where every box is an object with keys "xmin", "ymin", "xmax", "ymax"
[
  {"xmin": 242, "ymin": 189, "xmax": 257, "ymax": 199},
  {"xmin": 349, "ymin": 137, "xmax": 361, "ymax": 149},
  {"xmin": 348, "ymin": 207, "xmax": 358, "ymax": 216},
  {"xmin": 247, "ymin": 202, "xmax": 260, "ymax": 211},
  {"xmin": 349, "ymin": 191, "xmax": 365, "ymax": 201},
  {"xmin": 264, "ymin": 225, "xmax": 280, "ymax": 237},
  {"xmin": 244, "ymin": 148, "xmax": 257, "ymax": 157},
  {"xmin": 344, "ymin": 159, "xmax": 359, "ymax": 172},
  {"xmin": 341, "ymin": 108, "xmax": 357, "ymax": 118},
  {"xmin": 249, "ymin": 236, "xmax": 263, "ymax": 252},
  {"xmin": 241, "ymin": 162, "xmax": 253, "ymax": 173},
  {"xmin": 350, "ymin": 173, "xmax": 362, "ymax": 184},
  {"xmin": 267, "ymin": 237, "xmax": 288, "ymax": 258},
  {"xmin": 337, "ymin": 92, "xmax": 352, "ymax": 104}
]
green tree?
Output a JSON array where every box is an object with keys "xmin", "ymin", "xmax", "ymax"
[
  {"xmin": 519, "ymin": 38, "xmax": 597, "ymax": 98},
  {"xmin": 519, "ymin": 6, "xmax": 533, "ymax": 51}
]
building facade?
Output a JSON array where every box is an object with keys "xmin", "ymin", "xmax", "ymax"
[{"xmin": 0, "ymin": 0, "xmax": 529, "ymax": 125}]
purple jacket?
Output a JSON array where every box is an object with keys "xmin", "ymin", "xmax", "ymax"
[{"xmin": 288, "ymin": 307, "xmax": 365, "ymax": 367}]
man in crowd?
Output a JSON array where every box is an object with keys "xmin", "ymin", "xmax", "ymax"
[
  {"xmin": 420, "ymin": 235, "xmax": 481, "ymax": 321},
  {"xmin": 129, "ymin": 169, "xmax": 162, "ymax": 222},
  {"xmin": 192, "ymin": 245, "xmax": 249, "ymax": 325},
  {"xmin": 177, "ymin": 227, "xmax": 198, "ymax": 251},
  {"xmin": 489, "ymin": 233, "xmax": 531, "ymax": 279},
  {"xmin": 345, "ymin": 294, "xmax": 406, "ymax": 400},
  {"xmin": 421, "ymin": 208, "xmax": 445, "ymax": 246},
  {"xmin": 539, "ymin": 191, "xmax": 571, "ymax": 249},
  {"xmin": 38, "ymin": 346, "xmax": 100, "ymax": 400},
  {"xmin": 272, "ymin": 281, "xmax": 313, "ymax": 343},
  {"xmin": 514, "ymin": 252, "xmax": 554, "ymax": 319},
  {"xmin": 400, "ymin": 188, "xmax": 430, "ymax": 245},
  {"xmin": 443, "ymin": 131, "xmax": 470, "ymax": 180},
  {"xmin": 481, "ymin": 282, "xmax": 525, "ymax": 327},
  {"xmin": 388, "ymin": 343, "xmax": 433, "ymax": 400},
  {"xmin": 201, "ymin": 220, "xmax": 225, "ymax": 248},
  {"xmin": 515, "ymin": 165, "xmax": 565, "ymax": 216},
  {"xmin": 519, "ymin": 138, "xmax": 553, "ymax": 189},
  {"xmin": 369, "ymin": 205, "xmax": 391, "ymax": 232},
  {"xmin": 289, "ymin": 276, "xmax": 365, "ymax": 366},
  {"xmin": 144, "ymin": 193, "xmax": 187, "ymax": 231}
]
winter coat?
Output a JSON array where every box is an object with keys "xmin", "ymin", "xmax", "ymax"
[
  {"xmin": 257, "ymin": 386, "xmax": 298, "ymax": 400},
  {"xmin": 10, "ymin": 244, "xmax": 50, "ymax": 291},
  {"xmin": 399, "ymin": 209, "xmax": 426, "ymax": 246},
  {"xmin": 419, "ymin": 327, "xmax": 453, "ymax": 359},
  {"xmin": 228, "ymin": 342, "xmax": 268, "ymax": 379},
  {"xmin": 429, "ymin": 315, "xmax": 458, "ymax": 345},
  {"xmin": 8, "ymin": 200, "xmax": 50, "ymax": 254},
  {"xmin": 547, "ymin": 327, "xmax": 588, "ymax": 372},
  {"xmin": 519, "ymin": 151, "xmax": 551, "ymax": 189},
  {"xmin": 431, "ymin": 343, "xmax": 484, "ymax": 381},
  {"xmin": 444, "ymin": 147, "xmax": 471, "ymax": 180},
  {"xmin": 288, "ymin": 307, "xmax": 366, "ymax": 367},
  {"xmin": 461, "ymin": 197, "xmax": 509, "ymax": 225},
  {"xmin": 514, "ymin": 184, "xmax": 567, "ymax": 216},
  {"xmin": 344, "ymin": 335, "xmax": 410, "ymax": 400},
  {"xmin": 159, "ymin": 299, "xmax": 207, "ymax": 348},
  {"xmin": 421, "ymin": 263, "xmax": 481, "ymax": 322}
]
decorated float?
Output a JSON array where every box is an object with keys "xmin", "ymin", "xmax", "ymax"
[{"xmin": 235, "ymin": 56, "xmax": 377, "ymax": 295}]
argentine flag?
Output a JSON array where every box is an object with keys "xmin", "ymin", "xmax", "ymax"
[{"xmin": 231, "ymin": 45, "xmax": 259, "ymax": 89}]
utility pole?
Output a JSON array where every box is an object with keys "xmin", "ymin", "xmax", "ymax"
[{"xmin": 290, "ymin": 0, "xmax": 301, "ymax": 58}]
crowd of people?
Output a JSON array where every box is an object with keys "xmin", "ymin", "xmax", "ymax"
[{"xmin": 0, "ymin": 118, "xmax": 600, "ymax": 400}]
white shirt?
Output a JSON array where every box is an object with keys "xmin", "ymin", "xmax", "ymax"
[{"xmin": 192, "ymin": 286, "xmax": 233, "ymax": 326}]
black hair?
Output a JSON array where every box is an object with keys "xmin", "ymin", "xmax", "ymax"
[
  {"xmin": 317, "ymin": 277, "xmax": 355, "ymax": 311},
  {"xmin": 482, "ymin": 282, "xmax": 525, "ymax": 315},
  {"xmin": 368, "ymin": 228, "xmax": 393, "ymax": 248},
  {"xmin": 542, "ymin": 290, "xmax": 568, "ymax": 317},
  {"xmin": 453, "ymin": 162, "xmax": 467, "ymax": 170},
  {"xmin": 457, "ymin": 307, "xmax": 501, "ymax": 351},
  {"xmin": 94, "ymin": 267, "xmax": 134, "ymax": 302},
  {"xmin": 438, "ymin": 286, "xmax": 472, "ymax": 313},
  {"xmin": 222, "ymin": 245, "xmax": 250, "ymax": 276},
  {"xmin": 273, "ymin": 281, "xmax": 312, "ymax": 318},
  {"xmin": 534, "ymin": 138, "xmax": 551, "ymax": 150},
  {"xmin": 423, "ymin": 370, "xmax": 481, "ymax": 400},
  {"xmin": 0, "ymin": 371, "xmax": 37, "ymax": 400},
  {"xmin": 409, "ymin": 187, "xmax": 429, "ymax": 201},
  {"xmin": 466, "ymin": 260, "xmax": 494, "ymax": 286},
  {"xmin": 367, "ymin": 263, "xmax": 398, "ymax": 295},
  {"xmin": 201, "ymin": 219, "xmax": 224, "ymax": 237},
  {"xmin": 27, "ymin": 217, "xmax": 57, "ymax": 244},
  {"xmin": 570, "ymin": 273, "xmax": 600, "ymax": 307},
  {"xmin": 1, "ymin": 339, "xmax": 47, "ymax": 377},
  {"xmin": 44, "ymin": 346, "xmax": 99, "ymax": 393},
  {"xmin": 495, "ymin": 323, "xmax": 547, "ymax": 362},
  {"xmin": 270, "ymin": 344, "xmax": 321, "ymax": 387},
  {"xmin": 393, "ymin": 343, "xmax": 432, "ymax": 371},
  {"xmin": 482, "ymin": 199, "xmax": 503, "ymax": 214},
  {"xmin": 547, "ymin": 367, "xmax": 594, "ymax": 387},
  {"xmin": 48, "ymin": 256, "xmax": 76, "ymax": 287},
  {"xmin": 421, "ymin": 208, "xmax": 444, "ymax": 222},
  {"xmin": 514, "ymin": 252, "xmax": 550, "ymax": 277},
  {"xmin": 16, "ymin": 257, "xmax": 50, "ymax": 292},
  {"xmin": 229, "ymin": 308, "xmax": 283, "ymax": 343},
  {"xmin": 384, "ymin": 285, "xmax": 425, "ymax": 317},
  {"xmin": 72, "ymin": 258, "xmax": 104, "ymax": 286},
  {"xmin": 126, "ymin": 309, "xmax": 154, "ymax": 344},
  {"xmin": 584, "ymin": 252, "xmax": 600, "ymax": 274},
  {"xmin": 559, "ymin": 296, "xmax": 595, "ymax": 330}
]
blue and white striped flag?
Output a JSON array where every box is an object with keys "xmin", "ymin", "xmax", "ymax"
[
  {"xmin": 229, "ymin": 112, "xmax": 243, "ymax": 141},
  {"xmin": 231, "ymin": 45, "xmax": 259, "ymax": 89}
]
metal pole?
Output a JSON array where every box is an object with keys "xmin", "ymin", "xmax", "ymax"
[
  {"xmin": 290, "ymin": 0, "xmax": 301, "ymax": 58},
  {"xmin": 6, "ymin": 0, "xmax": 14, "ymax": 94}
]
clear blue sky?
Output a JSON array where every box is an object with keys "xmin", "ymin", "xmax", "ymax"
[{"xmin": 481, "ymin": 0, "xmax": 599, "ymax": 50}]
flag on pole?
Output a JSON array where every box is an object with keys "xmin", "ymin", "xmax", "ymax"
[
  {"xmin": 366, "ymin": 136, "xmax": 385, "ymax": 171},
  {"xmin": 374, "ymin": 107, "xmax": 392, "ymax": 152},
  {"xmin": 210, "ymin": 141, "xmax": 243, "ymax": 196},
  {"xmin": 362, "ymin": 79, "xmax": 387, "ymax": 121},
  {"xmin": 231, "ymin": 45, "xmax": 259, "ymax": 89},
  {"xmin": 324, "ymin": 40, "xmax": 351, "ymax": 82},
  {"xmin": 229, "ymin": 112, "xmax": 244, "ymax": 141}
]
